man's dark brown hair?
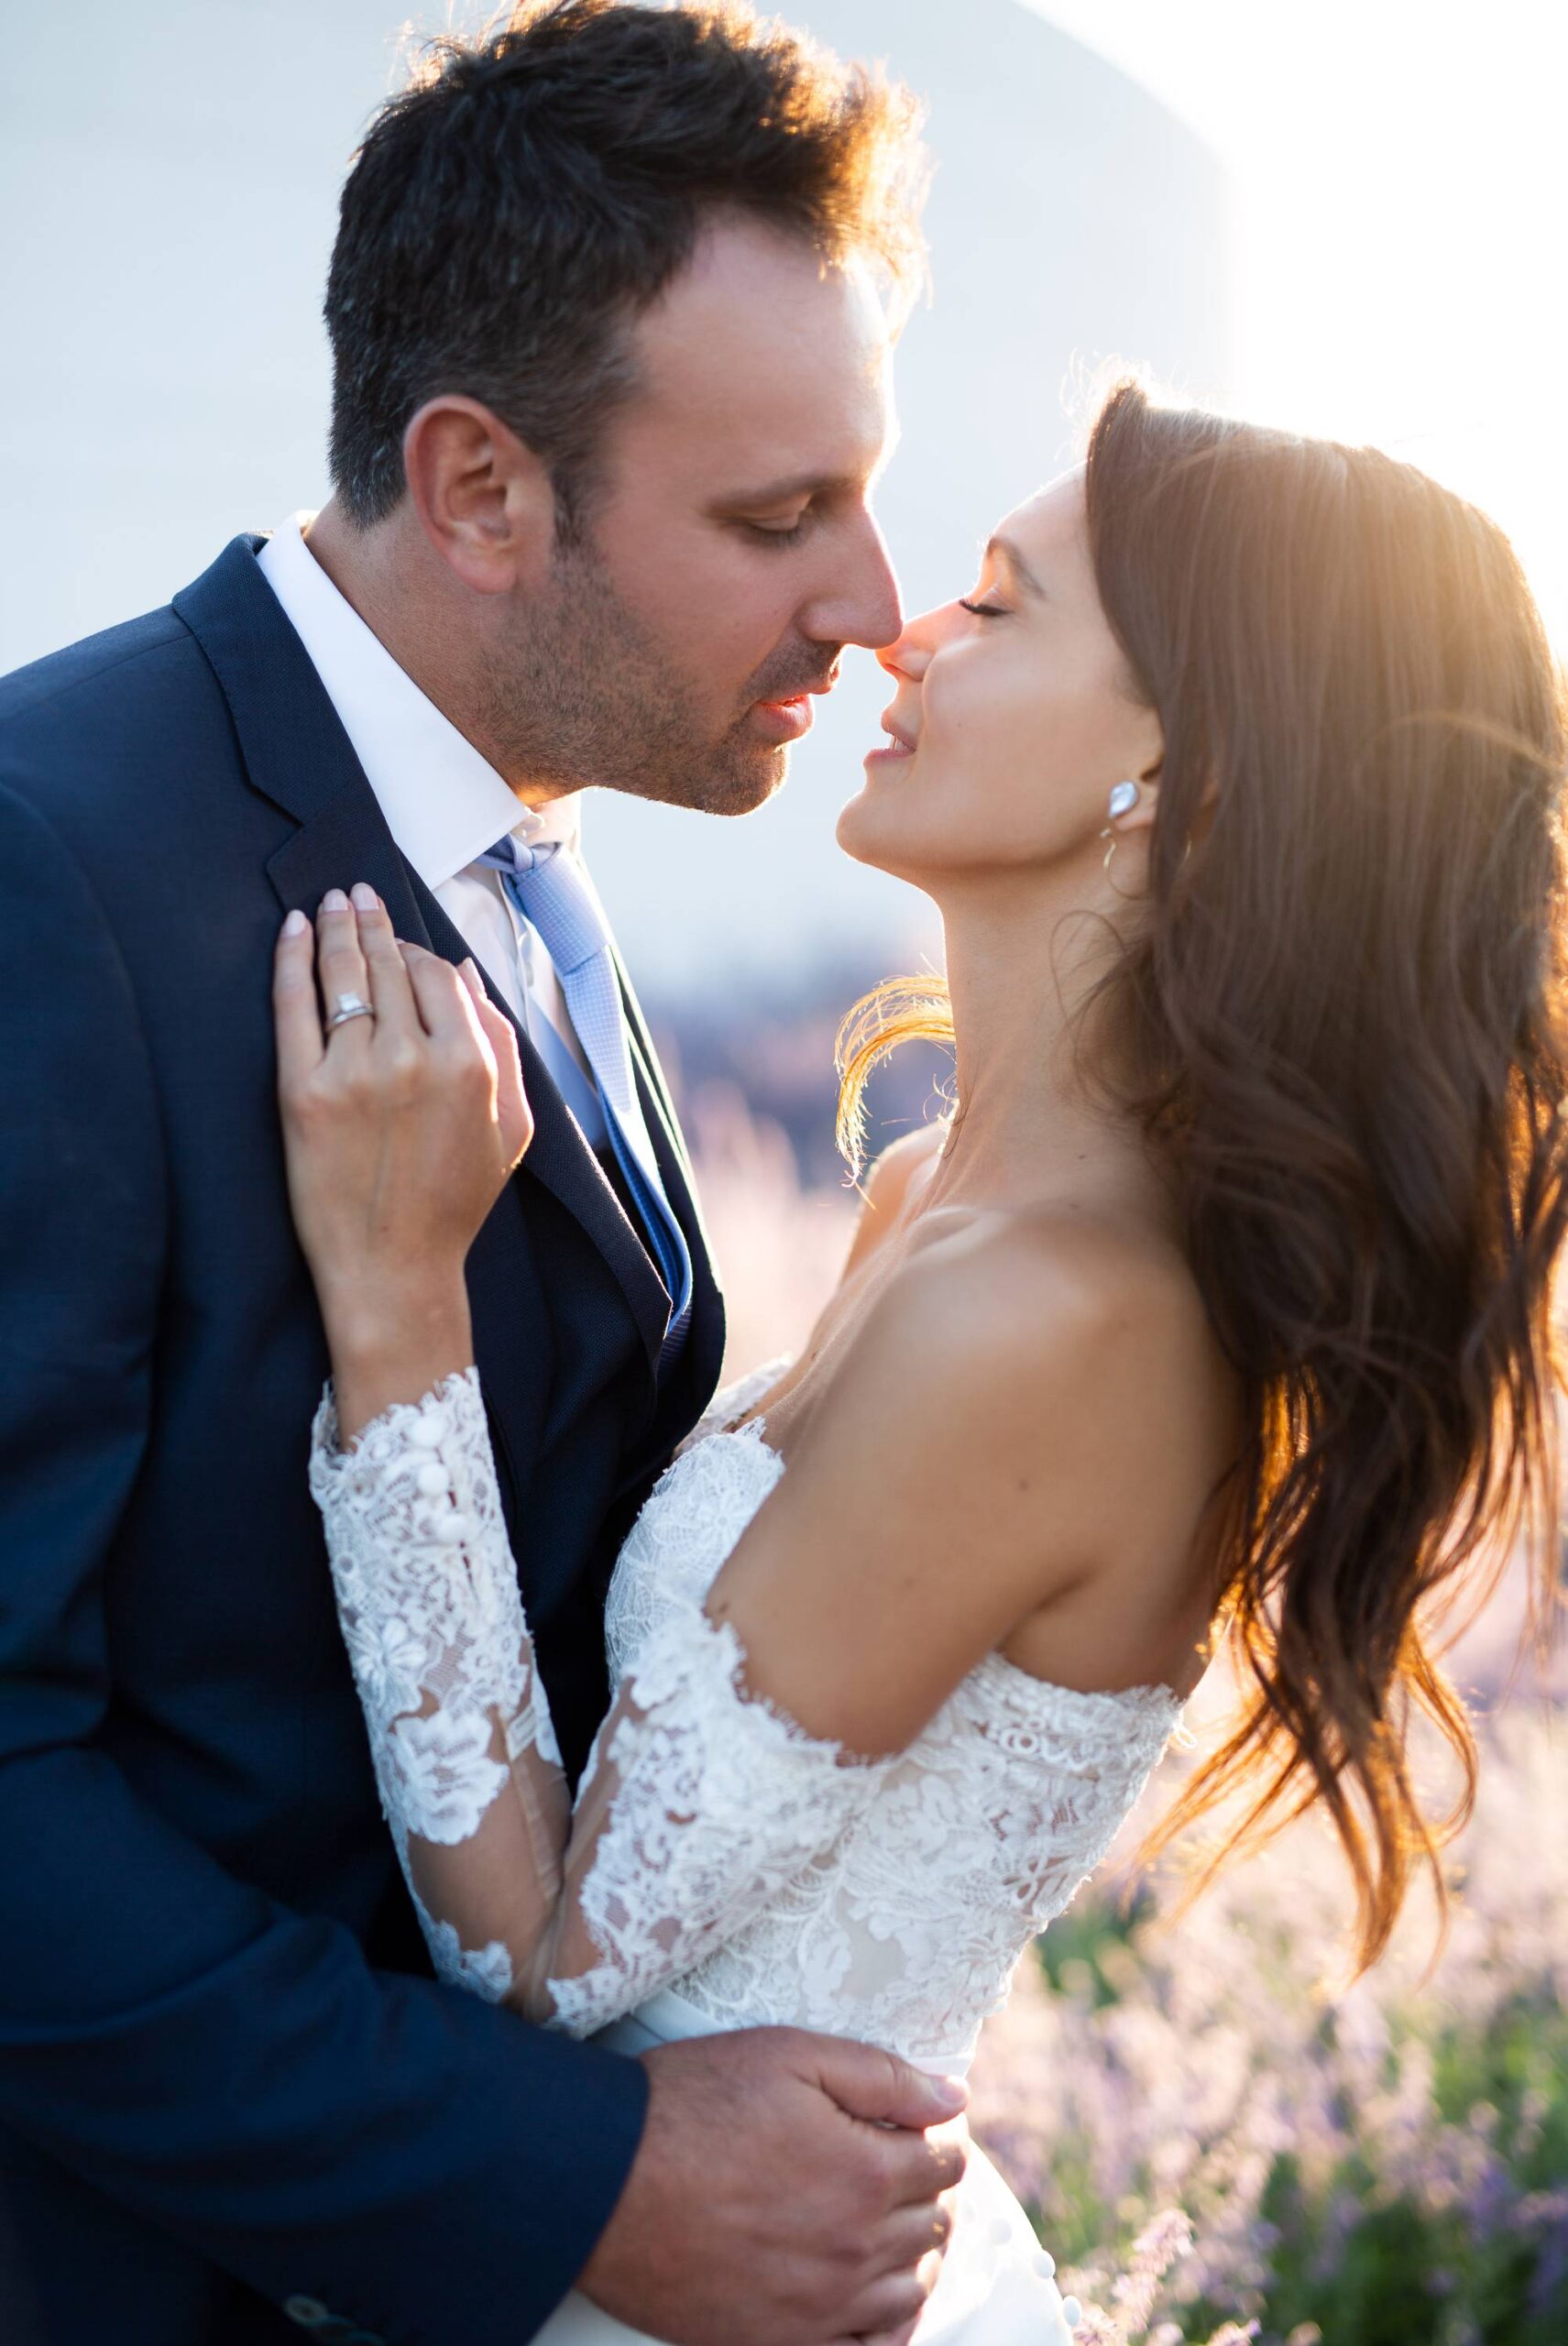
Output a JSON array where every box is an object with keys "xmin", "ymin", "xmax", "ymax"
[{"xmin": 324, "ymin": 0, "xmax": 927, "ymax": 535}]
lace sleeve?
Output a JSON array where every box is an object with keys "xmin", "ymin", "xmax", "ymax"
[
  {"xmin": 309, "ymin": 1370, "xmax": 570, "ymax": 2006},
  {"xmin": 533, "ymin": 1595, "xmax": 889, "ymax": 2036},
  {"xmin": 310, "ymin": 1365, "xmax": 886, "ymax": 2035}
]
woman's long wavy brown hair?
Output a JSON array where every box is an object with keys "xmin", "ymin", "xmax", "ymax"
[{"xmin": 839, "ymin": 381, "xmax": 1568, "ymax": 1968}]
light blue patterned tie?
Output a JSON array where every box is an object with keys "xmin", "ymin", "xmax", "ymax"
[{"xmin": 479, "ymin": 834, "xmax": 692, "ymax": 1372}]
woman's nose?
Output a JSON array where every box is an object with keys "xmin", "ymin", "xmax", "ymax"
[{"xmin": 875, "ymin": 621, "xmax": 936, "ymax": 684}]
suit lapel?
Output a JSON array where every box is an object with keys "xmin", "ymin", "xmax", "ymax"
[
  {"xmin": 173, "ymin": 534, "xmax": 672, "ymax": 1376},
  {"xmin": 263, "ymin": 781, "xmax": 433, "ymax": 951},
  {"xmin": 410, "ymin": 875, "xmax": 674, "ymax": 1371},
  {"xmin": 619, "ymin": 978, "xmax": 728, "ymax": 1435}
]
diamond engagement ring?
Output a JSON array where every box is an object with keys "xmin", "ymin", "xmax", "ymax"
[{"xmin": 328, "ymin": 992, "xmax": 376, "ymax": 1029}]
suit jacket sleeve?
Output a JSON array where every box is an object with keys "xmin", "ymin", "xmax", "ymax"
[{"xmin": 0, "ymin": 781, "xmax": 647, "ymax": 2343}]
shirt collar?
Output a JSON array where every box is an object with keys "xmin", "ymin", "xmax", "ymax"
[{"xmin": 256, "ymin": 510, "xmax": 582, "ymax": 888}]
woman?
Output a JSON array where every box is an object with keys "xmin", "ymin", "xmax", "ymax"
[{"xmin": 273, "ymin": 381, "xmax": 1568, "ymax": 2342}]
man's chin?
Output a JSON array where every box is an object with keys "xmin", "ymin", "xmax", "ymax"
[
  {"xmin": 595, "ymin": 739, "xmax": 787, "ymax": 817},
  {"xmin": 673, "ymin": 744, "xmax": 789, "ymax": 818},
  {"xmin": 723, "ymin": 747, "xmax": 791, "ymax": 817}
]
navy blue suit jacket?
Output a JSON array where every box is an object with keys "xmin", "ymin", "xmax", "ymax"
[{"xmin": 0, "ymin": 538, "xmax": 726, "ymax": 2345}]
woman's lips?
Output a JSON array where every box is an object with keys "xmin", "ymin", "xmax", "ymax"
[{"xmin": 865, "ymin": 707, "xmax": 918, "ymax": 769}]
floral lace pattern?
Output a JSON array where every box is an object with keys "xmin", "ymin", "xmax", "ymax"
[
  {"xmin": 603, "ymin": 1419, "xmax": 1185, "ymax": 2060},
  {"xmin": 310, "ymin": 1364, "xmax": 1186, "ymax": 2063},
  {"xmin": 310, "ymin": 1371, "xmax": 560, "ymax": 2000},
  {"xmin": 547, "ymin": 1595, "xmax": 887, "ymax": 2037}
]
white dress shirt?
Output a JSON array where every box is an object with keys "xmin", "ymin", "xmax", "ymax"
[{"xmin": 257, "ymin": 511, "xmax": 608, "ymax": 1146}]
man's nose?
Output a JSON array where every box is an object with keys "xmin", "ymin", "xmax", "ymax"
[{"xmin": 804, "ymin": 513, "xmax": 903, "ymax": 652}]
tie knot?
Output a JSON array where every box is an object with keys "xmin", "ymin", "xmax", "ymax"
[
  {"xmin": 480, "ymin": 832, "xmax": 557, "ymax": 881},
  {"xmin": 480, "ymin": 833, "xmax": 604, "ymax": 977}
]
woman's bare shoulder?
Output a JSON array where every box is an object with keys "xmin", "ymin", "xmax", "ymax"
[
  {"xmin": 876, "ymin": 1206, "xmax": 1212, "ymax": 1375},
  {"xmin": 719, "ymin": 1206, "xmax": 1232, "ymax": 1738},
  {"xmin": 836, "ymin": 1206, "xmax": 1234, "ymax": 1548}
]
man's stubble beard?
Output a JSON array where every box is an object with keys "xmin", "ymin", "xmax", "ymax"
[{"xmin": 479, "ymin": 535, "xmax": 789, "ymax": 818}]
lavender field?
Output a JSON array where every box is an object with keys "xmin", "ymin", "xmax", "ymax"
[
  {"xmin": 684, "ymin": 1077, "xmax": 1568, "ymax": 2346},
  {"xmin": 967, "ymin": 1695, "xmax": 1567, "ymax": 2345}
]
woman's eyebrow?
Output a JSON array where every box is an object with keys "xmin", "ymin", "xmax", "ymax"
[{"xmin": 985, "ymin": 533, "xmax": 1047, "ymax": 598}]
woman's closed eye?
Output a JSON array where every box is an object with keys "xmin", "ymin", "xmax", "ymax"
[{"xmin": 959, "ymin": 596, "xmax": 1009, "ymax": 619}]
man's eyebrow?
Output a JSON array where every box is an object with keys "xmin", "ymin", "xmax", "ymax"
[
  {"xmin": 985, "ymin": 533, "xmax": 1047, "ymax": 597},
  {"xmin": 712, "ymin": 432, "xmax": 901, "ymax": 510},
  {"xmin": 710, "ymin": 469, "xmax": 853, "ymax": 508}
]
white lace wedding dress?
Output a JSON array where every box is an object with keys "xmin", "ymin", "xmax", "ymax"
[{"xmin": 310, "ymin": 1360, "xmax": 1188, "ymax": 2344}]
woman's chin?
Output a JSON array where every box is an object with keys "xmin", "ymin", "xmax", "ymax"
[
  {"xmin": 837, "ymin": 756, "xmax": 930, "ymax": 874},
  {"xmin": 834, "ymin": 784, "xmax": 879, "ymax": 866}
]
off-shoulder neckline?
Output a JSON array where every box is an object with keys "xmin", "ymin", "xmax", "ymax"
[{"xmin": 669, "ymin": 1419, "xmax": 1189, "ymax": 1727}]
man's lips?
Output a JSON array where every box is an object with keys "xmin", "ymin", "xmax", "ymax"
[
  {"xmin": 755, "ymin": 671, "xmax": 838, "ymax": 709},
  {"xmin": 751, "ymin": 673, "xmax": 837, "ymax": 741},
  {"xmin": 751, "ymin": 693, "xmax": 817, "ymax": 743}
]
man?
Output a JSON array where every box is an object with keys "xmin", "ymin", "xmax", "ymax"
[{"xmin": 0, "ymin": 5, "xmax": 962, "ymax": 2343}]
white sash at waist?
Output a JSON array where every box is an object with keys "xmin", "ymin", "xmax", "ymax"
[{"xmin": 596, "ymin": 1983, "xmax": 979, "ymax": 2080}]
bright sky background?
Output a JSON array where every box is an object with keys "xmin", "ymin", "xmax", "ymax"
[
  {"xmin": 2, "ymin": 0, "xmax": 1562, "ymax": 989},
  {"xmin": 1029, "ymin": 0, "xmax": 1568, "ymax": 651}
]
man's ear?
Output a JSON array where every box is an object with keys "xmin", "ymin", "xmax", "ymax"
[{"xmin": 401, "ymin": 395, "xmax": 557, "ymax": 596}]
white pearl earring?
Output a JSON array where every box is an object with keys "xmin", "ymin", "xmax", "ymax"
[{"xmin": 1100, "ymin": 779, "xmax": 1142, "ymax": 871}]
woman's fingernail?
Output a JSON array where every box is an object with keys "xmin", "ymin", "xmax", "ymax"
[
  {"xmin": 350, "ymin": 882, "xmax": 378, "ymax": 913},
  {"xmin": 280, "ymin": 909, "xmax": 309, "ymax": 938},
  {"xmin": 458, "ymin": 958, "xmax": 486, "ymax": 999},
  {"xmin": 321, "ymin": 888, "xmax": 349, "ymax": 914}
]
